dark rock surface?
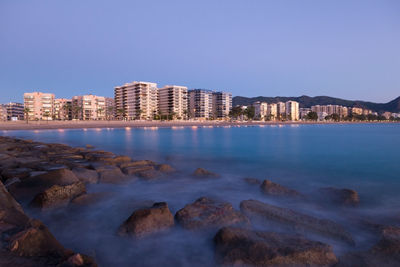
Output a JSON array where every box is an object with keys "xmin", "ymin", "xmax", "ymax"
[
  {"xmin": 214, "ymin": 227, "xmax": 338, "ymax": 266},
  {"xmin": 72, "ymin": 167, "xmax": 99, "ymax": 184},
  {"xmin": 193, "ymin": 168, "xmax": 220, "ymax": 178},
  {"xmin": 240, "ymin": 199, "xmax": 354, "ymax": 245},
  {"xmin": 317, "ymin": 187, "xmax": 360, "ymax": 206},
  {"xmin": 260, "ymin": 179, "xmax": 304, "ymax": 198},
  {"xmin": 118, "ymin": 202, "xmax": 174, "ymax": 238},
  {"xmin": 175, "ymin": 197, "xmax": 249, "ymax": 230}
]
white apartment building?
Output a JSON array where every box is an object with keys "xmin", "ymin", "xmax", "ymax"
[
  {"xmin": 54, "ymin": 98, "xmax": 72, "ymax": 120},
  {"xmin": 253, "ymin": 102, "xmax": 268, "ymax": 119},
  {"xmin": 277, "ymin": 102, "xmax": 286, "ymax": 119},
  {"xmin": 72, "ymin": 94, "xmax": 106, "ymax": 120},
  {"xmin": 188, "ymin": 89, "xmax": 213, "ymax": 119},
  {"xmin": 115, "ymin": 81, "xmax": 158, "ymax": 120},
  {"xmin": 212, "ymin": 91, "xmax": 232, "ymax": 119},
  {"xmin": 105, "ymin": 97, "xmax": 115, "ymax": 120},
  {"xmin": 24, "ymin": 92, "xmax": 55, "ymax": 120},
  {"xmin": 311, "ymin": 105, "xmax": 349, "ymax": 118},
  {"xmin": 159, "ymin": 85, "xmax": 188, "ymax": 119},
  {"xmin": 285, "ymin": 101, "xmax": 300, "ymax": 121}
]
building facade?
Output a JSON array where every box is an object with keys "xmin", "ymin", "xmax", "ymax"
[
  {"xmin": 72, "ymin": 94, "xmax": 106, "ymax": 120},
  {"xmin": 23, "ymin": 92, "xmax": 55, "ymax": 120},
  {"xmin": 0, "ymin": 105, "xmax": 7, "ymax": 121},
  {"xmin": 4, "ymin": 102, "xmax": 24, "ymax": 121},
  {"xmin": 188, "ymin": 89, "xmax": 213, "ymax": 119},
  {"xmin": 54, "ymin": 98, "xmax": 72, "ymax": 120},
  {"xmin": 114, "ymin": 81, "xmax": 158, "ymax": 120},
  {"xmin": 285, "ymin": 101, "xmax": 300, "ymax": 121},
  {"xmin": 159, "ymin": 85, "xmax": 188, "ymax": 119},
  {"xmin": 212, "ymin": 91, "xmax": 232, "ymax": 119},
  {"xmin": 105, "ymin": 97, "xmax": 115, "ymax": 120}
]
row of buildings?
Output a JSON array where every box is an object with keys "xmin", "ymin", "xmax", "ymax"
[
  {"xmin": 0, "ymin": 103, "xmax": 24, "ymax": 121},
  {"xmin": 113, "ymin": 81, "xmax": 232, "ymax": 120},
  {"xmin": 253, "ymin": 101, "xmax": 300, "ymax": 121}
]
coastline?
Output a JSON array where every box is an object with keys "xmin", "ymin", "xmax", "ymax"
[{"xmin": 0, "ymin": 120, "xmax": 397, "ymax": 131}]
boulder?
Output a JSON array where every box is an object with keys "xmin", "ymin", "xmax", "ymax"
[
  {"xmin": 94, "ymin": 165, "xmax": 129, "ymax": 184},
  {"xmin": 214, "ymin": 227, "xmax": 338, "ymax": 266},
  {"xmin": 317, "ymin": 187, "xmax": 360, "ymax": 206},
  {"xmin": 156, "ymin": 164, "xmax": 176, "ymax": 173},
  {"xmin": 243, "ymin": 177, "xmax": 262, "ymax": 185},
  {"xmin": 1, "ymin": 167, "xmax": 33, "ymax": 181},
  {"xmin": 260, "ymin": 179, "xmax": 304, "ymax": 198},
  {"xmin": 119, "ymin": 160, "xmax": 156, "ymax": 169},
  {"xmin": 122, "ymin": 165, "xmax": 154, "ymax": 175},
  {"xmin": 22, "ymin": 168, "xmax": 80, "ymax": 188},
  {"xmin": 240, "ymin": 199, "xmax": 354, "ymax": 245},
  {"xmin": 72, "ymin": 167, "xmax": 99, "ymax": 184},
  {"xmin": 136, "ymin": 169, "xmax": 161, "ymax": 180},
  {"xmin": 118, "ymin": 202, "xmax": 174, "ymax": 238},
  {"xmin": 193, "ymin": 168, "xmax": 220, "ymax": 178},
  {"xmin": 30, "ymin": 182, "xmax": 86, "ymax": 210},
  {"xmin": 175, "ymin": 197, "xmax": 249, "ymax": 230},
  {"xmin": 71, "ymin": 192, "xmax": 111, "ymax": 206}
]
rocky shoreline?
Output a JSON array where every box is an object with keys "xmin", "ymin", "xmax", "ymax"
[{"xmin": 1, "ymin": 136, "xmax": 399, "ymax": 266}]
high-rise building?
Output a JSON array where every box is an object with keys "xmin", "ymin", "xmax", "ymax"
[
  {"xmin": 351, "ymin": 107, "xmax": 363, "ymax": 115},
  {"xmin": 285, "ymin": 101, "xmax": 299, "ymax": 121},
  {"xmin": 277, "ymin": 102, "xmax": 286, "ymax": 119},
  {"xmin": 253, "ymin": 102, "xmax": 268, "ymax": 120},
  {"xmin": 188, "ymin": 89, "xmax": 213, "ymax": 119},
  {"xmin": 24, "ymin": 92, "xmax": 55, "ymax": 120},
  {"xmin": 72, "ymin": 94, "xmax": 107, "ymax": 120},
  {"xmin": 267, "ymin": 103, "xmax": 278, "ymax": 120},
  {"xmin": 212, "ymin": 91, "xmax": 232, "ymax": 119},
  {"xmin": 54, "ymin": 98, "xmax": 72, "ymax": 120},
  {"xmin": 4, "ymin": 102, "xmax": 24, "ymax": 121},
  {"xmin": 311, "ymin": 105, "xmax": 349, "ymax": 118},
  {"xmin": 114, "ymin": 81, "xmax": 158, "ymax": 120},
  {"xmin": 159, "ymin": 85, "xmax": 188, "ymax": 119}
]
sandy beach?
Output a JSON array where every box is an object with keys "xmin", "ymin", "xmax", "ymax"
[{"xmin": 0, "ymin": 120, "xmax": 396, "ymax": 131}]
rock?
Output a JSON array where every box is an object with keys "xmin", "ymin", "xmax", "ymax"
[
  {"xmin": 214, "ymin": 227, "xmax": 338, "ymax": 266},
  {"xmin": 71, "ymin": 192, "xmax": 111, "ymax": 206},
  {"xmin": 118, "ymin": 202, "xmax": 174, "ymax": 238},
  {"xmin": 243, "ymin": 177, "xmax": 262, "ymax": 185},
  {"xmin": 156, "ymin": 164, "xmax": 176, "ymax": 173},
  {"xmin": 1, "ymin": 167, "xmax": 33, "ymax": 181},
  {"xmin": 112, "ymin": 155, "xmax": 132, "ymax": 164},
  {"xmin": 30, "ymin": 182, "xmax": 86, "ymax": 210},
  {"xmin": 122, "ymin": 165, "xmax": 155, "ymax": 175},
  {"xmin": 175, "ymin": 197, "xmax": 249, "ymax": 230},
  {"xmin": 72, "ymin": 167, "xmax": 99, "ymax": 184},
  {"xmin": 119, "ymin": 160, "xmax": 156, "ymax": 169},
  {"xmin": 193, "ymin": 168, "xmax": 220, "ymax": 178},
  {"xmin": 136, "ymin": 169, "xmax": 161, "ymax": 180},
  {"xmin": 86, "ymin": 144, "xmax": 94, "ymax": 149},
  {"xmin": 8, "ymin": 219, "xmax": 69, "ymax": 258},
  {"xmin": 22, "ymin": 168, "xmax": 80, "ymax": 188},
  {"xmin": 260, "ymin": 179, "xmax": 303, "ymax": 198},
  {"xmin": 317, "ymin": 187, "xmax": 360, "ymax": 206},
  {"xmin": 15, "ymin": 157, "xmax": 43, "ymax": 168},
  {"xmin": 94, "ymin": 164, "xmax": 129, "ymax": 184},
  {"xmin": 240, "ymin": 199, "xmax": 354, "ymax": 245}
]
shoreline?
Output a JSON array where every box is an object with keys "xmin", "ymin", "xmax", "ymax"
[{"xmin": 0, "ymin": 120, "xmax": 398, "ymax": 131}]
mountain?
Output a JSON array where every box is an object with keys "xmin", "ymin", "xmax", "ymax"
[{"xmin": 232, "ymin": 95, "xmax": 400, "ymax": 113}]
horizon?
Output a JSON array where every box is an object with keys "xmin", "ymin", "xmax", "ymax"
[{"xmin": 1, "ymin": 1, "xmax": 399, "ymax": 103}]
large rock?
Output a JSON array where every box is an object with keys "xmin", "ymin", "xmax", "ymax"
[
  {"xmin": 317, "ymin": 187, "xmax": 360, "ymax": 207},
  {"xmin": 72, "ymin": 167, "xmax": 99, "ymax": 184},
  {"xmin": 193, "ymin": 168, "xmax": 220, "ymax": 178},
  {"xmin": 260, "ymin": 179, "xmax": 304, "ymax": 198},
  {"xmin": 30, "ymin": 182, "xmax": 86, "ymax": 210},
  {"xmin": 156, "ymin": 164, "xmax": 176, "ymax": 173},
  {"xmin": 240, "ymin": 199, "xmax": 354, "ymax": 245},
  {"xmin": 119, "ymin": 160, "xmax": 156, "ymax": 169},
  {"xmin": 94, "ymin": 164, "xmax": 129, "ymax": 184},
  {"xmin": 122, "ymin": 165, "xmax": 154, "ymax": 176},
  {"xmin": 118, "ymin": 202, "xmax": 174, "ymax": 238},
  {"xmin": 214, "ymin": 227, "xmax": 338, "ymax": 266},
  {"xmin": 22, "ymin": 168, "xmax": 80, "ymax": 188},
  {"xmin": 175, "ymin": 197, "xmax": 249, "ymax": 230},
  {"xmin": 1, "ymin": 167, "xmax": 33, "ymax": 181}
]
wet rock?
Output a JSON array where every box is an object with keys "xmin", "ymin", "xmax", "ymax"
[
  {"xmin": 193, "ymin": 168, "xmax": 220, "ymax": 178},
  {"xmin": 260, "ymin": 179, "xmax": 303, "ymax": 198},
  {"xmin": 30, "ymin": 182, "xmax": 86, "ymax": 210},
  {"xmin": 122, "ymin": 165, "xmax": 155, "ymax": 175},
  {"xmin": 71, "ymin": 192, "xmax": 111, "ymax": 206},
  {"xmin": 22, "ymin": 168, "xmax": 80, "ymax": 188},
  {"xmin": 119, "ymin": 160, "xmax": 156, "ymax": 169},
  {"xmin": 118, "ymin": 202, "xmax": 174, "ymax": 238},
  {"xmin": 156, "ymin": 164, "xmax": 176, "ymax": 173},
  {"xmin": 72, "ymin": 167, "xmax": 99, "ymax": 184},
  {"xmin": 214, "ymin": 227, "xmax": 338, "ymax": 266},
  {"xmin": 240, "ymin": 199, "xmax": 354, "ymax": 245},
  {"xmin": 112, "ymin": 155, "xmax": 132, "ymax": 164},
  {"xmin": 1, "ymin": 167, "xmax": 33, "ymax": 181},
  {"xmin": 175, "ymin": 197, "xmax": 249, "ymax": 230},
  {"xmin": 93, "ymin": 164, "xmax": 129, "ymax": 184},
  {"xmin": 136, "ymin": 169, "xmax": 161, "ymax": 180},
  {"xmin": 243, "ymin": 177, "xmax": 262, "ymax": 185},
  {"xmin": 317, "ymin": 187, "xmax": 360, "ymax": 207},
  {"xmin": 15, "ymin": 157, "xmax": 43, "ymax": 168}
]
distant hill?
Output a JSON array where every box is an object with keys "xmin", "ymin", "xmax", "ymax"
[{"xmin": 233, "ymin": 95, "xmax": 400, "ymax": 113}]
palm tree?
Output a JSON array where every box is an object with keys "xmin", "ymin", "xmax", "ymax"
[
  {"xmin": 63, "ymin": 103, "xmax": 72, "ymax": 121},
  {"xmin": 23, "ymin": 107, "xmax": 30, "ymax": 124},
  {"xmin": 43, "ymin": 111, "xmax": 50, "ymax": 123},
  {"xmin": 117, "ymin": 108, "xmax": 126, "ymax": 120},
  {"xmin": 73, "ymin": 106, "xmax": 82, "ymax": 120},
  {"xmin": 107, "ymin": 106, "xmax": 114, "ymax": 121},
  {"xmin": 97, "ymin": 108, "xmax": 104, "ymax": 120}
]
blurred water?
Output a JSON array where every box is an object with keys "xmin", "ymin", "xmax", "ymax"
[{"xmin": 2, "ymin": 123, "xmax": 400, "ymax": 266}]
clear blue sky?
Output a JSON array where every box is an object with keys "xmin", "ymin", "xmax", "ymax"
[{"xmin": 1, "ymin": 0, "xmax": 399, "ymax": 103}]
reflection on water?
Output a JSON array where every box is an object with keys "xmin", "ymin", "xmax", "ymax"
[{"xmin": 2, "ymin": 124, "xmax": 400, "ymax": 266}]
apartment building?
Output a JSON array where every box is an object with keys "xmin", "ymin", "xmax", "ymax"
[
  {"xmin": 267, "ymin": 103, "xmax": 278, "ymax": 120},
  {"xmin": 351, "ymin": 107, "xmax": 363, "ymax": 115},
  {"xmin": 0, "ymin": 105, "xmax": 7, "ymax": 121},
  {"xmin": 311, "ymin": 105, "xmax": 349, "ymax": 118},
  {"xmin": 23, "ymin": 92, "xmax": 55, "ymax": 120},
  {"xmin": 105, "ymin": 97, "xmax": 115, "ymax": 120},
  {"xmin": 285, "ymin": 101, "xmax": 300, "ymax": 121},
  {"xmin": 4, "ymin": 102, "xmax": 24, "ymax": 121},
  {"xmin": 72, "ymin": 94, "xmax": 107, "ymax": 120},
  {"xmin": 253, "ymin": 102, "xmax": 268, "ymax": 119},
  {"xmin": 188, "ymin": 89, "xmax": 213, "ymax": 119},
  {"xmin": 114, "ymin": 81, "xmax": 158, "ymax": 120},
  {"xmin": 212, "ymin": 91, "xmax": 232, "ymax": 119},
  {"xmin": 159, "ymin": 85, "xmax": 188, "ymax": 119},
  {"xmin": 54, "ymin": 98, "xmax": 72, "ymax": 120},
  {"xmin": 277, "ymin": 102, "xmax": 286, "ymax": 119}
]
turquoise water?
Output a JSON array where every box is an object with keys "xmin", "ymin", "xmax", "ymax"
[{"xmin": 2, "ymin": 123, "xmax": 400, "ymax": 266}]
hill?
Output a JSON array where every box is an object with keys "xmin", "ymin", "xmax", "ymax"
[{"xmin": 232, "ymin": 95, "xmax": 400, "ymax": 113}]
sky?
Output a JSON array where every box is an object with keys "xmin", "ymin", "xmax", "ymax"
[{"xmin": 0, "ymin": 0, "xmax": 399, "ymax": 103}]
